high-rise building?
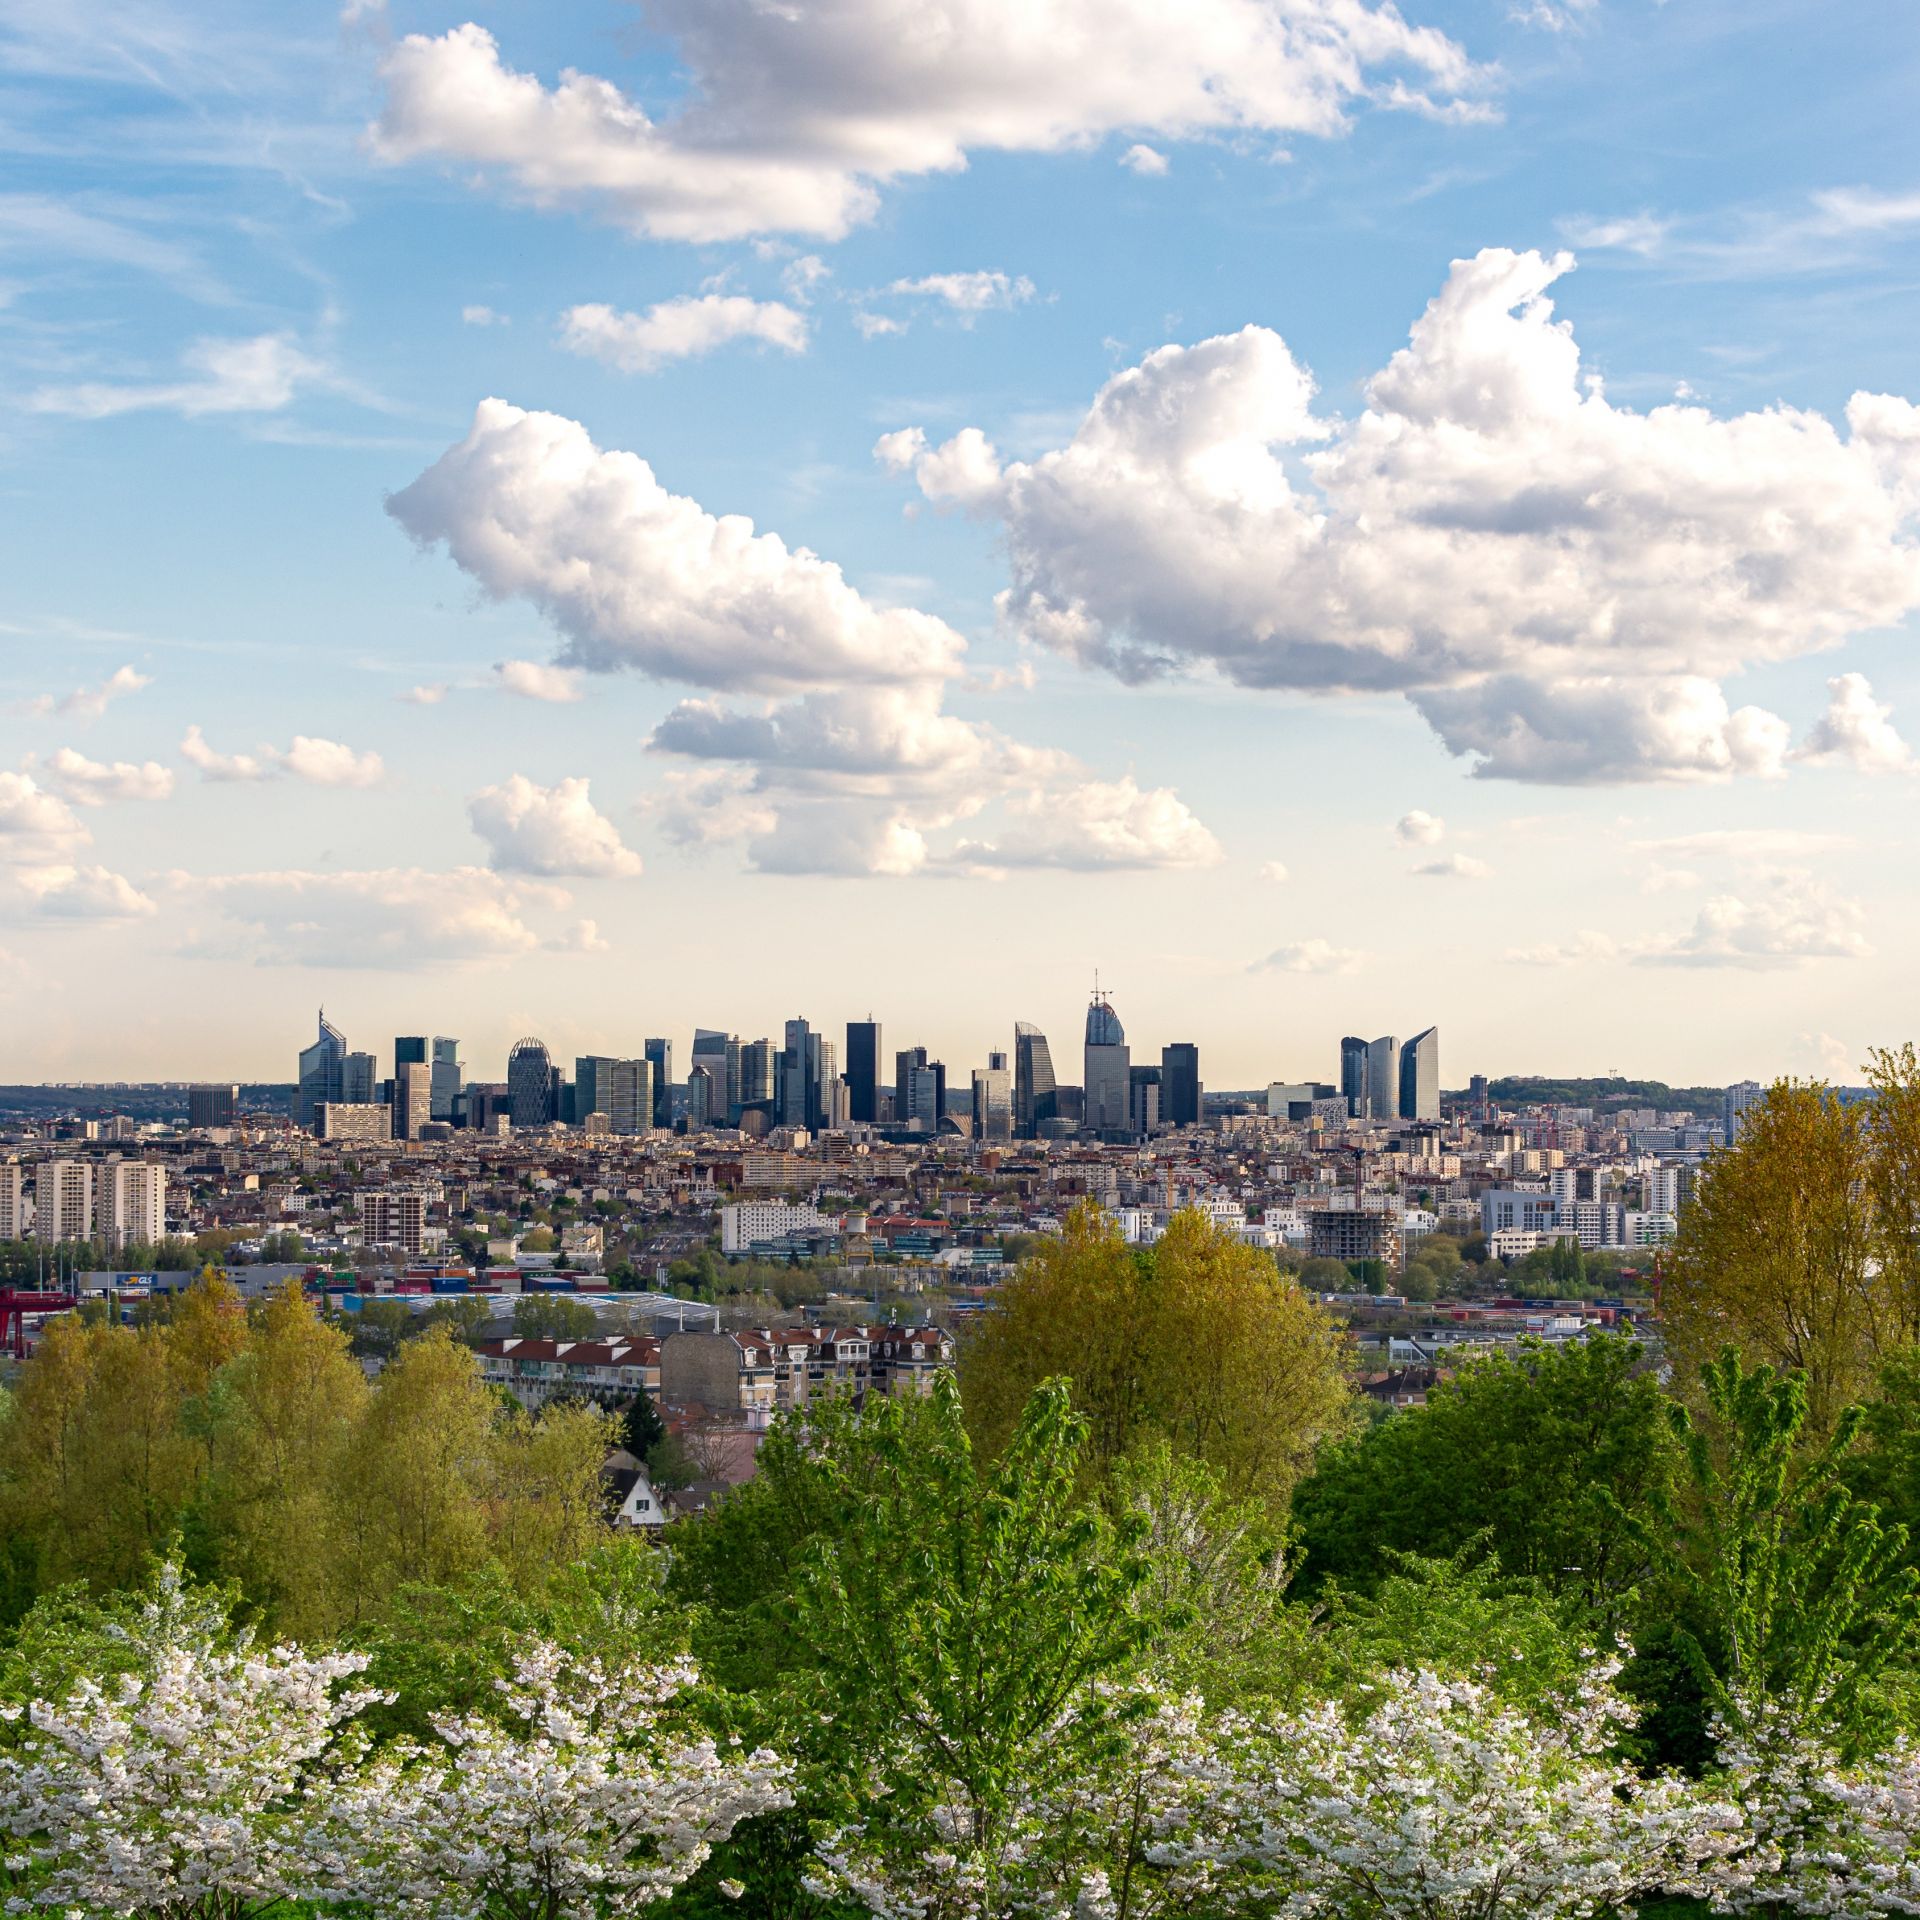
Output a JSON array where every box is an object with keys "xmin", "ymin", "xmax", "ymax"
[
  {"xmin": 846, "ymin": 1018, "xmax": 883, "ymax": 1124},
  {"xmin": 96, "ymin": 1159, "xmax": 167, "ymax": 1250},
  {"xmin": 1014, "ymin": 1022, "xmax": 1058, "ymax": 1137},
  {"xmin": 1365, "ymin": 1036, "xmax": 1399, "ymax": 1124},
  {"xmin": 430, "ymin": 1037, "xmax": 462, "ymax": 1121},
  {"xmin": 0, "ymin": 1161, "xmax": 25, "ymax": 1240},
  {"xmin": 895, "ymin": 1046, "xmax": 929, "ymax": 1124},
  {"xmin": 342, "ymin": 1051, "xmax": 377, "ymax": 1106},
  {"xmin": 686, "ymin": 1064, "xmax": 716, "ymax": 1130},
  {"xmin": 644, "ymin": 1038, "xmax": 675, "ymax": 1128},
  {"xmin": 1398, "ymin": 1026, "xmax": 1440, "ymax": 1122},
  {"xmin": 1129, "ymin": 1064, "xmax": 1162, "ymax": 1136},
  {"xmin": 394, "ymin": 1036, "xmax": 428, "ymax": 1069},
  {"xmin": 188, "ymin": 1084, "xmax": 238, "ymax": 1130},
  {"xmin": 1469, "ymin": 1072, "xmax": 1491, "ymax": 1121},
  {"xmin": 1084, "ymin": 989, "xmax": 1130, "ymax": 1136},
  {"xmin": 739, "ymin": 1039, "xmax": 776, "ymax": 1111},
  {"xmin": 392, "ymin": 1058, "xmax": 433, "ymax": 1140},
  {"xmin": 1339, "ymin": 1036, "xmax": 1369, "ymax": 1118},
  {"xmin": 296, "ymin": 1009, "xmax": 347, "ymax": 1129},
  {"xmin": 575, "ymin": 1056, "xmax": 616, "ymax": 1123},
  {"xmin": 1724, "ymin": 1080, "xmax": 1765, "ymax": 1144},
  {"xmin": 610, "ymin": 1058, "xmax": 655, "ymax": 1136},
  {"xmin": 1160, "ymin": 1043, "xmax": 1201, "ymax": 1127},
  {"xmin": 972, "ymin": 1052, "xmax": 1012, "ymax": 1142},
  {"xmin": 690, "ymin": 1030, "xmax": 738, "ymax": 1122},
  {"xmin": 906, "ymin": 1061, "xmax": 948, "ymax": 1130},
  {"xmin": 33, "ymin": 1160, "xmax": 92, "ymax": 1243},
  {"xmin": 507, "ymin": 1037, "xmax": 554, "ymax": 1128}
]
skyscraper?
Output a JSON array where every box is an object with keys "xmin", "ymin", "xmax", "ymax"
[
  {"xmin": 430, "ymin": 1037, "xmax": 462, "ymax": 1121},
  {"xmin": 342, "ymin": 1051, "xmax": 377, "ymax": 1106},
  {"xmin": 895, "ymin": 1045, "xmax": 928, "ymax": 1124},
  {"xmin": 906, "ymin": 1060, "xmax": 948, "ymax": 1130},
  {"xmin": 609, "ymin": 1057, "xmax": 654, "ymax": 1135},
  {"xmin": 296, "ymin": 1010, "xmax": 347, "ymax": 1129},
  {"xmin": 1160, "ymin": 1042, "xmax": 1201, "ymax": 1127},
  {"xmin": 643, "ymin": 1038, "xmax": 675, "ymax": 1128},
  {"xmin": 846, "ymin": 1018, "xmax": 883, "ymax": 1124},
  {"xmin": 392, "ymin": 1059, "xmax": 433, "ymax": 1140},
  {"xmin": 1724, "ymin": 1079, "xmax": 1765, "ymax": 1144},
  {"xmin": 686, "ymin": 1064, "xmax": 715, "ymax": 1129},
  {"xmin": 394, "ymin": 1035, "xmax": 428, "ymax": 1069},
  {"xmin": 1084, "ymin": 989, "xmax": 1130, "ymax": 1136},
  {"xmin": 1129, "ymin": 1063, "xmax": 1162, "ymax": 1136},
  {"xmin": 1399, "ymin": 1026, "xmax": 1440, "ymax": 1121},
  {"xmin": 507, "ymin": 1037, "xmax": 554, "ymax": 1128},
  {"xmin": 739, "ymin": 1039, "xmax": 776, "ymax": 1111},
  {"xmin": 972, "ymin": 1052, "xmax": 1012, "ymax": 1142},
  {"xmin": 782, "ymin": 1019, "xmax": 815, "ymax": 1129},
  {"xmin": 575, "ymin": 1056, "xmax": 616, "ymax": 1123},
  {"xmin": 1365, "ymin": 1036, "xmax": 1399, "ymax": 1124},
  {"xmin": 1014, "ymin": 1022, "xmax": 1057, "ymax": 1137},
  {"xmin": 1339, "ymin": 1036, "xmax": 1369, "ymax": 1118},
  {"xmin": 690, "ymin": 1030, "xmax": 738, "ymax": 1122}
]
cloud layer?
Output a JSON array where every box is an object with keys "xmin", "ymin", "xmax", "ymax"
[
  {"xmin": 371, "ymin": 5, "xmax": 1484, "ymax": 242},
  {"xmin": 884, "ymin": 248, "xmax": 1920, "ymax": 783}
]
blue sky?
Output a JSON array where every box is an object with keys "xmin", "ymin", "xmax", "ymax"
[{"xmin": 3, "ymin": 0, "xmax": 1919, "ymax": 1087}]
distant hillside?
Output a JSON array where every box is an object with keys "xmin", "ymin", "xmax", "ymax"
[
  {"xmin": 0, "ymin": 1083, "xmax": 294, "ymax": 1122},
  {"xmin": 1475, "ymin": 1076, "xmax": 1725, "ymax": 1114}
]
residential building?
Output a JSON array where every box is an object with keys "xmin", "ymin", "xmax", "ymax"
[
  {"xmin": 33, "ymin": 1160, "xmax": 92, "ymax": 1243},
  {"xmin": 1724, "ymin": 1080, "xmax": 1765, "ymax": 1144},
  {"xmin": 477, "ymin": 1335, "xmax": 662, "ymax": 1410},
  {"xmin": 317, "ymin": 1102, "xmax": 392, "ymax": 1144},
  {"xmin": 1160, "ymin": 1042, "xmax": 1201, "ymax": 1127},
  {"xmin": 1480, "ymin": 1189, "xmax": 1560, "ymax": 1236},
  {"xmin": 1308, "ymin": 1208, "xmax": 1402, "ymax": 1269},
  {"xmin": 96, "ymin": 1159, "xmax": 167, "ymax": 1250},
  {"xmin": 1398, "ymin": 1026, "xmax": 1440, "ymax": 1121},
  {"xmin": 357, "ymin": 1187, "xmax": 431, "ymax": 1254},
  {"xmin": 296, "ymin": 1009, "xmax": 347, "ymax": 1128},
  {"xmin": 1014, "ymin": 1021, "xmax": 1058, "ymax": 1136},
  {"xmin": 508, "ymin": 1037, "xmax": 554, "ymax": 1128},
  {"xmin": 1084, "ymin": 990, "xmax": 1130, "ymax": 1136},
  {"xmin": 720, "ymin": 1198, "xmax": 829, "ymax": 1252},
  {"xmin": 188, "ymin": 1084, "xmax": 238, "ymax": 1129},
  {"xmin": 0, "ymin": 1161, "xmax": 24, "ymax": 1239}
]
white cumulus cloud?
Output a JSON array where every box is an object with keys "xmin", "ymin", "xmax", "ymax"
[
  {"xmin": 469, "ymin": 774, "xmax": 643, "ymax": 877},
  {"xmin": 30, "ymin": 664, "xmax": 151, "ymax": 723},
  {"xmin": 558, "ymin": 294, "xmax": 808, "ymax": 372},
  {"xmin": 883, "ymin": 248, "xmax": 1920, "ymax": 783},
  {"xmin": 370, "ymin": 6, "xmax": 1485, "ymax": 243},
  {"xmin": 390, "ymin": 398, "xmax": 965, "ymax": 693},
  {"xmin": 1412, "ymin": 852, "xmax": 1490, "ymax": 878},
  {"xmin": 1795, "ymin": 671, "xmax": 1915, "ymax": 772},
  {"xmin": 955, "ymin": 775, "xmax": 1225, "ymax": 872},
  {"xmin": 883, "ymin": 271, "xmax": 1036, "ymax": 316},
  {"xmin": 1120, "ymin": 144, "xmax": 1169, "ymax": 175},
  {"xmin": 41, "ymin": 748, "xmax": 173, "ymax": 806},
  {"xmin": 497, "ymin": 659, "xmax": 584, "ymax": 703},
  {"xmin": 1252, "ymin": 939, "xmax": 1365, "ymax": 974},
  {"xmin": 1395, "ymin": 808, "xmax": 1445, "ymax": 845},
  {"xmin": 1637, "ymin": 876, "xmax": 1872, "ymax": 969},
  {"xmin": 181, "ymin": 724, "xmax": 270, "ymax": 782},
  {"xmin": 181, "ymin": 727, "xmax": 384, "ymax": 786},
  {"xmin": 12, "ymin": 863, "xmax": 158, "ymax": 921},
  {"xmin": 0, "ymin": 772, "xmax": 88, "ymax": 859},
  {"xmin": 30, "ymin": 334, "xmax": 328, "ymax": 419}
]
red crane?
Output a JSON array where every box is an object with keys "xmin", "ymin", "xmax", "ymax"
[{"xmin": 0, "ymin": 1290, "xmax": 79, "ymax": 1360}]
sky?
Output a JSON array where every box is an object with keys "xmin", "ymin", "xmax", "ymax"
[{"xmin": 3, "ymin": 0, "xmax": 1920, "ymax": 1089}]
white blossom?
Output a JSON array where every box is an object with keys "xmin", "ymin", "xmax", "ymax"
[
  {"xmin": 310, "ymin": 1639, "xmax": 790, "ymax": 1920},
  {"xmin": 0, "ymin": 1566, "xmax": 383, "ymax": 1920}
]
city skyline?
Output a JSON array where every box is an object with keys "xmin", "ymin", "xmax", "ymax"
[{"xmin": 3, "ymin": 1, "xmax": 1918, "ymax": 1083}]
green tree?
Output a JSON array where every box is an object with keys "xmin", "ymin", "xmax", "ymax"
[
  {"xmin": 510, "ymin": 1293, "xmax": 601, "ymax": 1341},
  {"xmin": 1293, "ymin": 1333, "xmax": 1677, "ymax": 1621},
  {"xmin": 1664, "ymin": 1080, "xmax": 1876, "ymax": 1435},
  {"xmin": 1633, "ymin": 1347, "xmax": 1920, "ymax": 1758},
  {"xmin": 963, "ymin": 1205, "xmax": 1351, "ymax": 1509}
]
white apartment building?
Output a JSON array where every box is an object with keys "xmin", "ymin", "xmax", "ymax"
[
  {"xmin": 96, "ymin": 1159, "xmax": 168, "ymax": 1251},
  {"xmin": 0, "ymin": 1160, "xmax": 24, "ymax": 1240},
  {"xmin": 33, "ymin": 1160, "xmax": 92, "ymax": 1243},
  {"xmin": 357, "ymin": 1187, "xmax": 433, "ymax": 1253},
  {"xmin": 720, "ymin": 1198, "xmax": 829, "ymax": 1253}
]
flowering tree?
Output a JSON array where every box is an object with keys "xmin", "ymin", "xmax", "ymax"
[
  {"xmin": 1188, "ymin": 1663, "xmax": 1731, "ymax": 1920},
  {"xmin": 315, "ymin": 1639, "xmax": 790, "ymax": 1920},
  {"xmin": 1706, "ymin": 1699, "xmax": 1920, "ymax": 1916},
  {"xmin": 0, "ymin": 1564, "xmax": 381, "ymax": 1920}
]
